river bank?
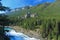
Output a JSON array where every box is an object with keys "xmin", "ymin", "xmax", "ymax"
[{"xmin": 11, "ymin": 26, "xmax": 46, "ymax": 40}]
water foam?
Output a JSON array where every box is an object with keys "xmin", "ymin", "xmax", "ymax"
[{"xmin": 5, "ymin": 30, "xmax": 40, "ymax": 40}]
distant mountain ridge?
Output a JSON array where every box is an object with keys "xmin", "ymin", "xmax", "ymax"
[{"xmin": 8, "ymin": 0, "xmax": 60, "ymax": 18}]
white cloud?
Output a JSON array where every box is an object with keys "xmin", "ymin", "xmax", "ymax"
[{"xmin": 0, "ymin": 11, "xmax": 5, "ymax": 14}]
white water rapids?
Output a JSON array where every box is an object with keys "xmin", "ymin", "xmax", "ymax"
[{"xmin": 5, "ymin": 30, "xmax": 40, "ymax": 40}]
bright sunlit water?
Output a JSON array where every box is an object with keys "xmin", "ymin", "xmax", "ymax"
[{"xmin": 5, "ymin": 30, "xmax": 40, "ymax": 40}]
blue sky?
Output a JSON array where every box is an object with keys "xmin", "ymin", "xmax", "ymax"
[{"xmin": 1, "ymin": 0, "xmax": 55, "ymax": 9}]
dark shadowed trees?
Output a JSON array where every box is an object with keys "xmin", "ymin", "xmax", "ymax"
[{"xmin": 0, "ymin": 0, "xmax": 11, "ymax": 40}]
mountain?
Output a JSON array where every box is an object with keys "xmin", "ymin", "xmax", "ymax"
[
  {"xmin": 8, "ymin": 0, "xmax": 60, "ymax": 19},
  {"xmin": 7, "ymin": 0, "xmax": 60, "ymax": 40}
]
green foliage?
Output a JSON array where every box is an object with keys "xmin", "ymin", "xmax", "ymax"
[{"xmin": 8, "ymin": 1, "xmax": 60, "ymax": 40}]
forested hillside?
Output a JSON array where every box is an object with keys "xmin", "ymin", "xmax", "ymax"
[{"xmin": 8, "ymin": 0, "xmax": 60, "ymax": 40}]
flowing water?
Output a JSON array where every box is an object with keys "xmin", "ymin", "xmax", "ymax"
[{"xmin": 5, "ymin": 29, "xmax": 40, "ymax": 40}]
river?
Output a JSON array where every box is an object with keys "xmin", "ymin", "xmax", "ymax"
[{"xmin": 5, "ymin": 29, "xmax": 40, "ymax": 40}]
